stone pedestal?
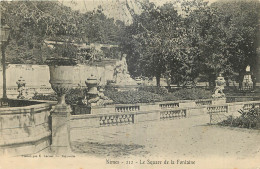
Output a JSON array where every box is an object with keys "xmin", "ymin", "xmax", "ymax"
[
  {"xmin": 241, "ymin": 65, "xmax": 253, "ymax": 90},
  {"xmin": 48, "ymin": 69, "xmax": 74, "ymax": 154},
  {"xmin": 51, "ymin": 104, "xmax": 72, "ymax": 155}
]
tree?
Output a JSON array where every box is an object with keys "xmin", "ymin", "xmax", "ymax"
[
  {"xmin": 211, "ymin": 0, "xmax": 260, "ymax": 87},
  {"xmin": 121, "ymin": 2, "xmax": 184, "ymax": 86},
  {"xmin": 0, "ymin": 1, "xmax": 124, "ymax": 64}
]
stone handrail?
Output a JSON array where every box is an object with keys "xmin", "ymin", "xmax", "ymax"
[
  {"xmin": 115, "ymin": 105, "xmax": 140, "ymax": 112},
  {"xmin": 87, "ymin": 98, "xmax": 225, "ymax": 115},
  {"xmin": 206, "ymin": 100, "xmax": 260, "ymax": 124},
  {"xmin": 195, "ymin": 99, "xmax": 212, "ymax": 106},
  {"xmin": 159, "ymin": 102, "xmax": 179, "ymax": 109}
]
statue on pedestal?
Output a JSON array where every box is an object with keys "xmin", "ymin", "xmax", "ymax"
[
  {"xmin": 16, "ymin": 76, "xmax": 27, "ymax": 99},
  {"xmin": 113, "ymin": 54, "xmax": 137, "ymax": 86},
  {"xmin": 212, "ymin": 73, "xmax": 226, "ymax": 98},
  {"xmin": 242, "ymin": 65, "xmax": 253, "ymax": 90}
]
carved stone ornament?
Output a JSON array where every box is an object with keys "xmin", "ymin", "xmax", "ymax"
[{"xmin": 50, "ymin": 81, "xmax": 72, "ymax": 105}]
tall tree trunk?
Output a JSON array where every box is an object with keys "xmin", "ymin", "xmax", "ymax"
[
  {"xmin": 238, "ymin": 71, "xmax": 244, "ymax": 89},
  {"xmin": 208, "ymin": 74, "xmax": 216, "ymax": 89},
  {"xmin": 156, "ymin": 74, "xmax": 161, "ymax": 87}
]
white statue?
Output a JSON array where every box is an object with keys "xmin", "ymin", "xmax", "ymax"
[
  {"xmin": 212, "ymin": 73, "xmax": 226, "ymax": 98},
  {"xmin": 246, "ymin": 65, "xmax": 250, "ymax": 72},
  {"xmin": 242, "ymin": 65, "xmax": 253, "ymax": 90},
  {"xmin": 16, "ymin": 76, "xmax": 27, "ymax": 99},
  {"xmin": 113, "ymin": 54, "xmax": 137, "ymax": 86}
]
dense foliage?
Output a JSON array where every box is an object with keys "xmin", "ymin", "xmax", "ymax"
[
  {"xmin": 32, "ymin": 87, "xmax": 212, "ymax": 104},
  {"xmin": 32, "ymin": 88, "xmax": 86, "ymax": 105},
  {"xmin": 120, "ymin": 0, "xmax": 260, "ymax": 87},
  {"xmin": 104, "ymin": 87, "xmax": 212, "ymax": 104},
  {"xmin": 219, "ymin": 107, "xmax": 260, "ymax": 129},
  {"xmin": 1, "ymin": 0, "xmax": 259, "ymax": 86},
  {"xmin": 0, "ymin": 1, "xmax": 123, "ymax": 64}
]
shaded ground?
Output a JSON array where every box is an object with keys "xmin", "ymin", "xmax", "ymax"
[{"xmin": 70, "ymin": 114, "xmax": 260, "ymax": 159}]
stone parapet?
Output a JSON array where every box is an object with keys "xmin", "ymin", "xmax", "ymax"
[{"xmin": 0, "ymin": 99, "xmax": 55, "ymax": 156}]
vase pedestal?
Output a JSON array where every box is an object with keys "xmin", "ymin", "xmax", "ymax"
[{"xmin": 50, "ymin": 103, "xmax": 72, "ymax": 155}]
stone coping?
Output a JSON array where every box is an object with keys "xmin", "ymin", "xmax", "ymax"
[
  {"xmin": 207, "ymin": 100, "xmax": 260, "ymax": 108},
  {"xmin": 70, "ymin": 100, "xmax": 260, "ymax": 120},
  {"xmin": 226, "ymin": 96, "xmax": 260, "ymax": 98},
  {"xmin": 0, "ymin": 131, "xmax": 51, "ymax": 146},
  {"xmin": 0, "ymin": 99, "xmax": 56, "ymax": 115},
  {"xmin": 70, "ymin": 107, "xmax": 188, "ymax": 120},
  {"xmin": 90, "ymin": 98, "xmax": 221, "ymax": 109}
]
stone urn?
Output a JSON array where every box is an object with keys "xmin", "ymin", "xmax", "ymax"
[
  {"xmin": 47, "ymin": 58, "xmax": 79, "ymax": 154},
  {"xmin": 47, "ymin": 58, "xmax": 78, "ymax": 110},
  {"xmin": 85, "ymin": 74, "xmax": 99, "ymax": 105}
]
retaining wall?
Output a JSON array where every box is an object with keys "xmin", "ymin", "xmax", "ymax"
[{"xmin": 0, "ymin": 99, "xmax": 56, "ymax": 156}]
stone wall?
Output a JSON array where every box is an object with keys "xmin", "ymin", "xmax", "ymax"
[
  {"xmin": 0, "ymin": 63, "xmax": 116, "ymax": 88},
  {"xmin": 0, "ymin": 99, "xmax": 56, "ymax": 156}
]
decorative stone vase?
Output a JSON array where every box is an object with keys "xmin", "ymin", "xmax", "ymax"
[
  {"xmin": 48, "ymin": 63, "xmax": 78, "ymax": 155},
  {"xmin": 49, "ymin": 65, "xmax": 76, "ymax": 108},
  {"xmin": 85, "ymin": 74, "xmax": 99, "ymax": 105}
]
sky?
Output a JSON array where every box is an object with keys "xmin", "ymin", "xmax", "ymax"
[
  {"xmin": 59, "ymin": 0, "xmax": 219, "ymax": 24},
  {"xmin": 60, "ymin": 0, "xmax": 219, "ymax": 11}
]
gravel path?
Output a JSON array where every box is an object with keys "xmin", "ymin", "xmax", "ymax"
[{"xmin": 71, "ymin": 114, "xmax": 260, "ymax": 159}]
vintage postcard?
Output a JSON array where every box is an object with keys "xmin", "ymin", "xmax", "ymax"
[{"xmin": 0, "ymin": 0, "xmax": 259, "ymax": 168}]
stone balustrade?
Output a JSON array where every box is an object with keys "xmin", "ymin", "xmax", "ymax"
[
  {"xmin": 160, "ymin": 109, "xmax": 186, "ymax": 120},
  {"xmin": 195, "ymin": 99, "xmax": 212, "ymax": 106},
  {"xmin": 207, "ymin": 100, "xmax": 260, "ymax": 124},
  {"xmin": 115, "ymin": 105, "xmax": 140, "ymax": 112},
  {"xmin": 86, "ymin": 98, "xmax": 225, "ymax": 115},
  {"xmin": 4, "ymin": 97, "xmax": 259, "ymax": 156},
  {"xmin": 207, "ymin": 105, "xmax": 228, "ymax": 114},
  {"xmin": 243, "ymin": 103, "xmax": 260, "ymax": 111},
  {"xmin": 100, "ymin": 114, "xmax": 135, "ymax": 126},
  {"xmin": 159, "ymin": 102, "xmax": 179, "ymax": 109}
]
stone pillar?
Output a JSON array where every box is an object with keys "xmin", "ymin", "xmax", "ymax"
[
  {"xmin": 242, "ymin": 65, "xmax": 253, "ymax": 90},
  {"xmin": 50, "ymin": 83, "xmax": 72, "ymax": 154}
]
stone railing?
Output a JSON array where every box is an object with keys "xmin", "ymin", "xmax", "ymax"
[
  {"xmin": 195, "ymin": 99, "xmax": 212, "ymax": 106},
  {"xmin": 207, "ymin": 105, "xmax": 228, "ymax": 114},
  {"xmin": 160, "ymin": 109, "xmax": 186, "ymax": 120},
  {"xmin": 115, "ymin": 105, "xmax": 140, "ymax": 112},
  {"xmin": 159, "ymin": 102, "xmax": 179, "ymax": 109},
  {"xmin": 70, "ymin": 107, "xmax": 195, "ymax": 131},
  {"xmin": 226, "ymin": 96, "xmax": 260, "ymax": 103},
  {"xmin": 207, "ymin": 100, "xmax": 260, "ymax": 124},
  {"xmin": 243, "ymin": 102, "xmax": 260, "ymax": 111},
  {"xmin": 85, "ymin": 98, "xmax": 226, "ymax": 115},
  {"xmin": 100, "ymin": 113, "xmax": 135, "ymax": 126},
  {"xmin": 0, "ymin": 99, "xmax": 56, "ymax": 156}
]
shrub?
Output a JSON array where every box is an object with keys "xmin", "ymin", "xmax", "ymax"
[
  {"xmin": 32, "ymin": 88, "xmax": 86, "ymax": 105},
  {"xmin": 104, "ymin": 90, "xmax": 162, "ymax": 104},
  {"xmin": 167, "ymin": 88, "xmax": 212, "ymax": 100},
  {"xmin": 138, "ymin": 86, "xmax": 168, "ymax": 95},
  {"xmin": 32, "ymin": 93, "xmax": 57, "ymax": 101},
  {"xmin": 65, "ymin": 88, "xmax": 86, "ymax": 105},
  {"xmin": 218, "ymin": 107, "xmax": 260, "ymax": 129},
  {"xmin": 32, "ymin": 87, "xmax": 212, "ymax": 105}
]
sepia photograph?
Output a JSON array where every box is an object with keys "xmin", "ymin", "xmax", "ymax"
[{"xmin": 0, "ymin": 0, "xmax": 259, "ymax": 168}]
